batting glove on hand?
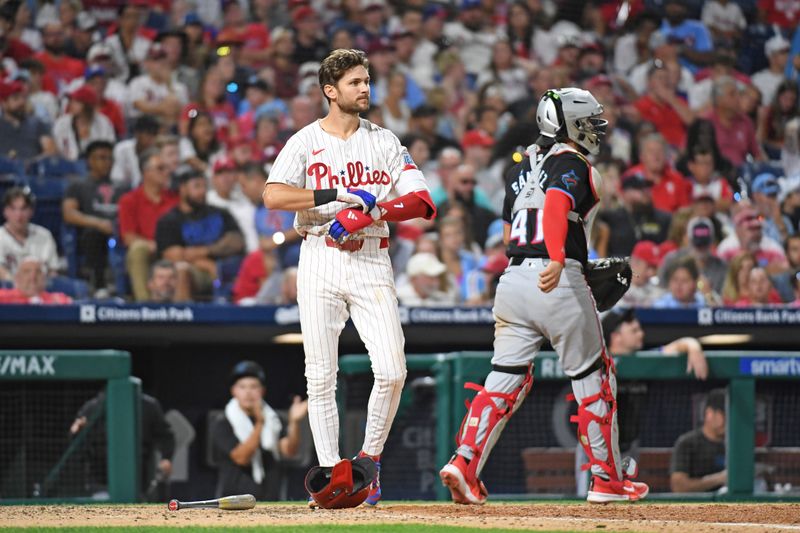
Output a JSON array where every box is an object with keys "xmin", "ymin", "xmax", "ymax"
[
  {"xmin": 337, "ymin": 188, "xmax": 376, "ymax": 214},
  {"xmin": 329, "ymin": 208, "xmax": 373, "ymax": 241}
]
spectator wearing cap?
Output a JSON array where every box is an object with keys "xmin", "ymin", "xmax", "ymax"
[
  {"xmin": 62, "ymin": 140, "xmax": 122, "ymax": 291},
  {"xmin": 751, "ymin": 35, "xmax": 792, "ymax": 106},
  {"xmin": 354, "ymin": 0, "xmax": 390, "ymax": 52},
  {"xmin": 117, "ymin": 149, "xmax": 179, "ymax": 301},
  {"xmin": 757, "ymin": 80, "xmax": 799, "ymax": 160},
  {"xmin": 633, "ymin": 60, "xmax": 694, "ymax": 149},
  {"xmin": 461, "ymin": 129, "xmax": 502, "ymax": 209},
  {"xmin": 53, "ymin": 84, "xmax": 116, "ymax": 160},
  {"xmin": 443, "ymin": 0, "xmax": 499, "ymax": 77},
  {"xmin": 0, "ymin": 187, "xmax": 59, "ymax": 281},
  {"xmin": 701, "ymin": 0, "xmax": 746, "ymax": 45},
  {"xmin": 653, "ymin": 257, "xmax": 710, "ymax": 308},
  {"xmin": 705, "ymin": 76, "xmax": 765, "ymax": 167},
  {"xmin": 207, "ymin": 157, "xmax": 258, "ymax": 253},
  {"xmin": 686, "ymin": 148, "xmax": 733, "ymax": 213},
  {"xmin": 291, "ymin": 6, "xmax": 328, "ymax": 65},
  {"xmin": 129, "ymin": 43, "xmax": 188, "ymax": 129},
  {"xmin": 659, "ymin": 0, "xmax": 714, "ymax": 75},
  {"xmin": 716, "ymin": 204, "xmax": 788, "ymax": 273},
  {"xmin": 598, "ymin": 170, "xmax": 671, "ymax": 256},
  {"xmin": 396, "ymin": 252, "xmax": 459, "ymax": 306},
  {"xmin": 619, "ymin": 241, "xmax": 666, "ymax": 307},
  {"xmin": 111, "ymin": 115, "xmax": 160, "ymax": 189},
  {"xmin": 81, "ymin": 42, "xmax": 130, "ymax": 109},
  {"xmin": 84, "ymin": 66, "xmax": 126, "ymax": 138},
  {"xmin": 622, "ymin": 133, "xmax": 692, "ymax": 213},
  {"xmin": 629, "ymin": 31, "xmax": 694, "ymax": 97},
  {"xmin": 16, "ymin": 58, "xmax": 58, "ymax": 125},
  {"xmin": 155, "ymin": 168, "xmax": 244, "ymax": 301},
  {"xmin": 157, "ymin": 29, "xmax": 200, "ymax": 100},
  {"xmin": 750, "ymin": 172, "xmax": 794, "ymax": 243},
  {"xmin": 0, "ymin": 78, "xmax": 55, "ymax": 159},
  {"xmin": 103, "ymin": 4, "xmax": 152, "ymax": 83},
  {"xmin": 670, "ymin": 388, "xmax": 727, "ymax": 493},
  {"xmin": 0, "ymin": 257, "xmax": 72, "ymax": 304},
  {"xmin": 211, "ymin": 360, "xmax": 308, "ymax": 500},
  {"xmin": 34, "ymin": 21, "xmax": 86, "ymax": 90},
  {"xmin": 438, "ymin": 163, "xmax": 497, "ymax": 248},
  {"xmin": 659, "ymin": 217, "xmax": 728, "ymax": 298},
  {"xmin": 64, "ymin": 11, "xmax": 98, "ymax": 61}
]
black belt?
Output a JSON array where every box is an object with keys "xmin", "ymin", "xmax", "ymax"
[{"xmin": 509, "ymin": 256, "xmax": 550, "ymax": 266}]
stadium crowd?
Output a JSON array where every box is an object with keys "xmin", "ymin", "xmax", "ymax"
[{"xmin": 0, "ymin": 0, "xmax": 799, "ymax": 307}]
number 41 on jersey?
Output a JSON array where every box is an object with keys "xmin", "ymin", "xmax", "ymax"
[{"xmin": 509, "ymin": 209, "xmax": 544, "ymax": 245}]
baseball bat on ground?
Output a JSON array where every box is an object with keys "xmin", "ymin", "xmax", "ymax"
[{"xmin": 167, "ymin": 494, "xmax": 256, "ymax": 511}]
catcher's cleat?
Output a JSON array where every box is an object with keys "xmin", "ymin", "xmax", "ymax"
[
  {"xmin": 587, "ymin": 476, "xmax": 649, "ymax": 503},
  {"xmin": 439, "ymin": 454, "xmax": 488, "ymax": 505},
  {"xmin": 357, "ymin": 452, "xmax": 381, "ymax": 506}
]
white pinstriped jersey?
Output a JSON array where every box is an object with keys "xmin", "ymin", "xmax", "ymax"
[{"xmin": 266, "ymin": 119, "xmax": 428, "ymax": 238}]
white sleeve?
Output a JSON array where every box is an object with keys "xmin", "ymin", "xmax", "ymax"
[
  {"xmin": 266, "ymin": 135, "xmax": 307, "ymax": 188},
  {"xmin": 110, "ymin": 142, "xmax": 126, "ymax": 185},
  {"xmin": 179, "ymin": 137, "xmax": 197, "ymax": 161},
  {"xmin": 700, "ymin": 3, "xmax": 715, "ymax": 27},
  {"xmin": 44, "ymin": 231, "xmax": 59, "ymax": 274},
  {"xmin": 128, "ymin": 77, "xmax": 148, "ymax": 104},
  {"xmin": 385, "ymin": 131, "xmax": 429, "ymax": 196}
]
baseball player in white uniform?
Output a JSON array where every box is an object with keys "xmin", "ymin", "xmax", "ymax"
[{"xmin": 263, "ymin": 49, "xmax": 436, "ymax": 506}]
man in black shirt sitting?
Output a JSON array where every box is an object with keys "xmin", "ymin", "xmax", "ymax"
[
  {"xmin": 670, "ymin": 388, "xmax": 727, "ymax": 492},
  {"xmin": 211, "ymin": 361, "xmax": 308, "ymax": 500}
]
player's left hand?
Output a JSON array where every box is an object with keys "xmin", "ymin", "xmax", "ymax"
[
  {"xmin": 538, "ymin": 260, "xmax": 563, "ymax": 293},
  {"xmin": 329, "ymin": 208, "xmax": 373, "ymax": 242},
  {"xmin": 337, "ymin": 188, "xmax": 376, "ymax": 214}
]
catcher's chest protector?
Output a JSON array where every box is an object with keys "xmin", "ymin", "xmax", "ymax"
[{"xmin": 513, "ymin": 143, "xmax": 603, "ymax": 245}]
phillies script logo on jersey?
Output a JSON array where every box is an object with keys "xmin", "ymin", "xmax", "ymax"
[{"xmin": 308, "ymin": 161, "xmax": 391, "ymax": 189}]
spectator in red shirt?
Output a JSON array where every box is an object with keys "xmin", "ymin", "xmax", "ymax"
[
  {"xmin": 0, "ymin": 258, "xmax": 72, "ymax": 305},
  {"xmin": 634, "ymin": 60, "xmax": 694, "ymax": 149},
  {"xmin": 218, "ymin": 0, "xmax": 271, "ymax": 69},
  {"xmin": 686, "ymin": 147, "xmax": 733, "ymax": 213},
  {"xmin": 117, "ymin": 149, "xmax": 179, "ymax": 301},
  {"xmin": 734, "ymin": 266, "xmax": 783, "ymax": 306},
  {"xmin": 35, "ymin": 21, "xmax": 85, "ymax": 93},
  {"xmin": 623, "ymin": 133, "xmax": 692, "ymax": 213},
  {"xmin": 758, "ymin": 0, "xmax": 800, "ymax": 30},
  {"xmin": 706, "ymin": 75, "xmax": 765, "ymax": 167}
]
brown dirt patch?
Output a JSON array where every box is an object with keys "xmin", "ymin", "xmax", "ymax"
[{"xmin": 2, "ymin": 503, "xmax": 799, "ymax": 531}]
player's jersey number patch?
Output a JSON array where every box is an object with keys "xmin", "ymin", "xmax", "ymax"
[{"xmin": 509, "ymin": 209, "xmax": 544, "ymax": 245}]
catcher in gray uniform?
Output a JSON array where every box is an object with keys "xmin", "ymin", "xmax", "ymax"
[{"xmin": 439, "ymin": 88, "xmax": 648, "ymax": 504}]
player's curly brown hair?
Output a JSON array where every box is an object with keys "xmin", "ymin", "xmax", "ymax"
[{"xmin": 318, "ymin": 49, "xmax": 369, "ymax": 101}]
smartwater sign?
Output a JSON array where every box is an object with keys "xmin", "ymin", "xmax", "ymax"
[{"xmin": 740, "ymin": 357, "xmax": 800, "ymax": 376}]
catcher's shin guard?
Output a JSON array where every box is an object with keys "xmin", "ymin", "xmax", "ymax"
[
  {"xmin": 454, "ymin": 364, "xmax": 534, "ymax": 480},
  {"xmin": 569, "ymin": 354, "xmax": 623, "ymax": 481}
]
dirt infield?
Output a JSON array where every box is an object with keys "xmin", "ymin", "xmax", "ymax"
[{"xmin": 3, "ymin": 503, "xmax": 800, "ymax": 532}]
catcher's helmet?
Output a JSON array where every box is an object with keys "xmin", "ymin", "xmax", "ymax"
[
  {"xmin": 536, "ymin": 88, "xmax": 608, "ymax": 155},
  {"xmin": 305, "ymin": 457, "xmax": 377, "ymax": 509}
]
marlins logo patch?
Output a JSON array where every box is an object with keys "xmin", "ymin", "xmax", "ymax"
[{"xmin": 560, "ymin": 169, "xmax": 579, "ymax": 189}]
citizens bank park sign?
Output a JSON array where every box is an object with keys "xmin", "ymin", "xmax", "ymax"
[{"xmin": 697, "ymin": 307, "xmax": 800, "ymax": 326}]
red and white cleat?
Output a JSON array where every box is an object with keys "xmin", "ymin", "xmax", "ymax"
[
  {"xmin": 587, "ymin": 476, "xmax": 650, "ymax": 503},
  {"xmin": 439, "ymin": 454, "xmax": 489, "ymax": 505}
]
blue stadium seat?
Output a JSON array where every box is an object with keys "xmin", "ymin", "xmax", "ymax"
[
  {"xmin": 27, "ymin": 157, "xmax": 86, "ymax": 180},
  {"xmin": 61, "ymin": 225, "xmax": 81, "ymax": 278},
  {"xmin": 0, "ymin": 157, "xmax": 25, "ymax": 179},
  {"xmin": 31, "ymin": 197, "xmax": 64, "ymax": 252},
  {"xmin": 213, "ymin": 255, "xmax": 243, "ymax": 302},
  {"xmin": 107, "ymin": 237, "xmax": 131, "ymax": 298}
]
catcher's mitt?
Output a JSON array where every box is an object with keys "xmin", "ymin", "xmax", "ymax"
[{"xmin": 585, "ymin": 257, "xmax": 632, "ymax": 312}]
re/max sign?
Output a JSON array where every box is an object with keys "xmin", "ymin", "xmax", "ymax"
[{"xmin": 0, "ymin": 355, "xmax": 56, "ymax": 376}]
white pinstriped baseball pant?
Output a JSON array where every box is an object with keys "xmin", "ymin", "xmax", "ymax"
[{"xmin": 297, "ymin": 234, "xmax": 407, "ymax": 467}]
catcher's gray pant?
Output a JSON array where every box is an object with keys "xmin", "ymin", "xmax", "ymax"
[{"xmin": 456, "ymin": 258, "xmax": 622, "ymax": 480}]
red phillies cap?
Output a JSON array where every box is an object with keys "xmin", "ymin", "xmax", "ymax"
[
  {"xmin": 462, "ymin": 129, "xmax": 494, "ymax": 149},
  {"xmin": 0, "ymin": 79, "xmax": 25, "ymax": 100},
  {"xmin": 69, "ymin": 84, "xmax": 99, "ymax": 106},
  {"xmin": 213, "ymin": 157, "xmax": 238, "ymax": 173},
  {"xmin": 631, "ymin": 240, "xmax": 663, "ymax": 267}
]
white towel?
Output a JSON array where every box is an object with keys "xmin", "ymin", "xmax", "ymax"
[{"xmin": 224, "ymin": 398, "xmax": 282, "ymax": 484}]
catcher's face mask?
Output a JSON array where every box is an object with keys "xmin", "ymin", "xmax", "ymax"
[{"xmin": 305, "ymin": 457, "xmax": 377, "ymax": 509}]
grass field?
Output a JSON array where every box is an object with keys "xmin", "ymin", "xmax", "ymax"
[{"xmin": 2, "ymin": 501, "xmax": 799, "ymax": 533}]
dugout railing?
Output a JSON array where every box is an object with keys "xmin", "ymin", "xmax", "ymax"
[
  {"xmin": 338, "ymin": 351, "xmax": 800, "ymax": 501},
  {"xmin": 0, "ymin": 350, "xmax": 140, "ymax": 504}
]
